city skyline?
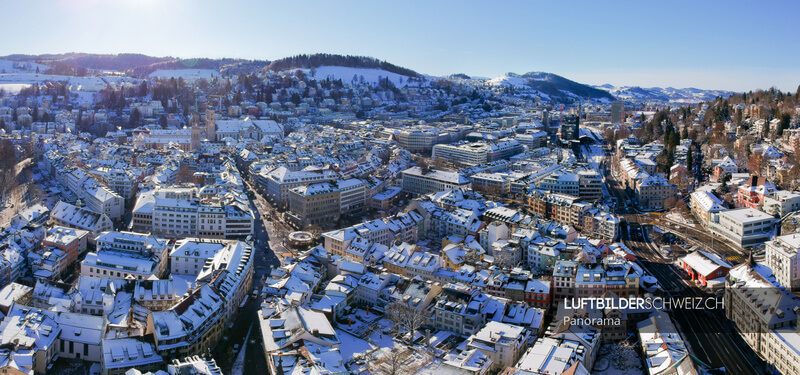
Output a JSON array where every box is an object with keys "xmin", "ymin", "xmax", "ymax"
[{"xmin": 2, "ymin": 0, "xmax": 798, "ymax": 92}]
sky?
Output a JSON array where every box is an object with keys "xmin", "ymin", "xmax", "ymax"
[{"xmin": 1, "ymin": 0, "xmax": 798, "ymax": 92}]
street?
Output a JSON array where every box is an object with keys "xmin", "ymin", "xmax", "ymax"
[{"xmin": 212, "ymin": 179, "xmax": 286, "ymax": 374}]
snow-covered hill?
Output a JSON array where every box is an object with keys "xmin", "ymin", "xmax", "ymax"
[
  {"xmin": 0, "ymin": 73, "xmax": 141, "ymax": 102},
  {"xmin": 483, "ymin": 72, "xmax": 615, "ymax": 102},
  {"xmin": 298, "ymin": 66, "xmax": 423, "ymax": 87},
  {"xmin": 0, "ymin": 59, "xmax": 50, "ymax": 74},
  {"xmin": 595, "ymin": 85, "xmax": 735, "ymax": 103},
  {"xmin": 486, "ymin": 73, "xmax": 529, "ymax": 88},
  {"xmin": 149, "ymin": 69, "xmax": 219, "ymax": 80}
]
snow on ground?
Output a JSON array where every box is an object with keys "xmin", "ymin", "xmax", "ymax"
[
  {"xmin": 592, "ymin": 342, "xmax": 643, "ymax": 375},
  {"xmin": 666, "ymin": 212, "xmax": 692, "ymax": 225},
  {"xmin": 230, "ymin": 325, "xmax": 251, "ymax": 375},
  {"xmin": 0, "ymin": 83, "xmax": 32, "ymax": 94},
  {"xmin": 336, "ymin": 330, "xmax": 377, "ymax": 360},
  {"xmin": 149, "ymin": 69, "xmax": 219, "ymax": 80},
  {"xmin": 303, "ymin": 66, "xmax": 418, "ymax": 87},
  {"xmin": 486, "ymin": 73, "xmax": 528, "ymax": 88},
  {"xmin": 0, "ymin": 73, "xmax": 140, "ymax": 103},
  {"xmin": 0, "ymin": 59, "xmax": 50, "ymax": 74}
]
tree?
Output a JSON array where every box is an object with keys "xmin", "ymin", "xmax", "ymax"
[
  {"xmin": 686, "ymin": 146, "xmax": 694, "ymax": 171},
  {"xmin": 385, "ymin": 301, "xmax": 432, "ymax": 343},
  {"xmin": 748, "ymin": 153, "xmax": 764, "ymax": 176},
  {"xmin": 664, "ymin": 197, "xmax": 678, "ymax": 211},
  {"xmin": 175, "ymin": 164, "xmax": 194, "ymax": 184},
  {"xmin": 129, "ymin": 108, "xmax": 141, "ymax": 127},
  {"xmin": 369, "ymin": 346, "xmax": 418, "ymax": 375},
  {"xmin": 778, "ymin": 113, "xmax": 791, "ymax": 138}
]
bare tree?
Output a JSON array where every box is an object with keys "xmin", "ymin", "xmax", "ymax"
[
  {"xmin": 369, "ymin": 345, "xmax": 421, "ymax": 375},
  {"xmin": 493, "ymin": 246, "xmax": 520, "ymax": 269},
  {"xmin": 663, "ymin": 197, "xmax": 678, "ymax": 211},
  {"xmin": 385, "ymin": 301, "xmax": 432, "ymax": 343},
  {"xmin": 175, "ymin": 164, "xmax": 194, "ymax": 184}
]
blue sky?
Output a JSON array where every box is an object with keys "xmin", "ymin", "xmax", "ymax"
[{"xmin": 2, "ymin": 0, "xmax": 798, "ymax": 91}]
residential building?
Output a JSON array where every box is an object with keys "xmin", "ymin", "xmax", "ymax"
[
  {"xmin": 100, "ymin": 338, "xmax": 163, "ymax": 375},
  {"xmin": 635, "ymin": 175, "xmax": 677, "ymax": 210},
  {"xmin": 765, "ymin": 234, "xmax": 800, "ymax": 291},
  {"xmin": 737, "ymin": 175, "xmax": 777, "ymax": 209},
  {"xmin": 725, "ymin": 262, "xmax": 800, "ymax": 373},
  {"xmin": 763, "ymin": 190, "xmax": 800, "ymax": 217},
  {"xmin": 690, "ymin": 190, "xmax": 725, "ymax": 228},
  {"xmin": 466, "ymin": 321, "xmax": 530, "ymax": 372},
  {"xmin": 514, "ymin": 337, "xmax": 589, "ymax": 375},
  {"xmin": 0, "ymin": 306, "xmax": 61, "ymax": 375},
  {"xmin": 50, "ymin": 201, "xmax": 114, "ymax": 243},
  {"xmin": 637, "ymin": 311, "xmax": 698, "ymax": 375}
]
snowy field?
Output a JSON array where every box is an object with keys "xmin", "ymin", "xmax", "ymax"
[
  {"xmin": 0, "ymin": 59, "xmax": 50, "ymax": 74},
  {"xmin": 149, "ymin": 69, "xmax": 219, "ymax": 80},
  {"xmin": 0, "ymin": 83, "xmax": 32, "ymax": 94},
  {"xmin": 487, "ymin": 73, "xmax": 528, "ymax": 88},
  {"xmin": 302, "ymin": 66, "xmax": 419, "ymax": 87},
  {"xmin": 0, "ymin": 73, "xmax": 139, "ymax": 88}
]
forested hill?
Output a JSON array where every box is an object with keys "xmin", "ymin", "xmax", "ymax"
[{"xmin": 264, "ymin": 54, "xmax": 421, "ymax": 78}]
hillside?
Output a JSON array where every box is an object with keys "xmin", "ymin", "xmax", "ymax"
[
  {"xmin": 265, "ymin": 54, "xmax": 421, "ymax": 78},
  {"xmin": 486, "ymin": 72, "xmax": 616, "ymax": 102},
  {"xmin": 595, "ymin": 85, "xmax": 736, "ymax": 103},
  {"xmin": 0, "ymin": 53, "xmax": 268, "ymax": 78}
]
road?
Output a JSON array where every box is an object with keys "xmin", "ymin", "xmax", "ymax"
[{"xmin": 605, "ymin": 144, "xmax": 767, "ymax": 374}]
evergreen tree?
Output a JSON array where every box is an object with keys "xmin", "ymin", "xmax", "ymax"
[
  {"xmin": 687, "ymin": 146, "xmax": 693, "ymax": 171},
  {"xmin": 779, "ymin": 113, "xmax": 791, "ymax": 138}
]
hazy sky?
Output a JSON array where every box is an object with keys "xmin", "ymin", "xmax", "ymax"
[{"xmin": 2, "ymin": 0, "xmax": 798, "ymax": 91}]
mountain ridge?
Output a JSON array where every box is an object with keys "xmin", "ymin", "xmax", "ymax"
[{"xmin": 0, "ymin": 52, "xmax": 735, "ymax": 103}]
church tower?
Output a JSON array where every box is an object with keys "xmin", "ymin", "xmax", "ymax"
[{"xmin": 205, "ymin": 109, "xmax": 217, "ymax": 142}]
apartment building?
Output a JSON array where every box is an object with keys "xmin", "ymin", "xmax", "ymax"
[
  {"xmin": 132, "ymin": 189, "xmax": 254, "ymax": 240},
  {"xmin": 763, "ymin": 190, "xmax": 800, "ymax": 217},
  {"xmin": 466, "ymin": 321, "xmax": 530, "ymax": 372},
  {"xmin": 725, "ymin": 262, "xmax": 800, "ymax": 373},
  {"xmin": 50, "ymin": 201, "xmax": 114, "ymax": 242},
  {"xmin": 635, "ymin": 175, "xmax": 677, "ymax": 210},
  {"xmin": 765, "ymin": 234, "xmax": 800, "ymax": 291},
  {"xmin": 434, "ymin": 289, "xmax": 487, "ymax": 336},
  {"xmin": 38, "ymin": 226, "xmax": 89, "ymax": 277},
  {"xmin": 690, "ymin": 190, "xmax": 725, "ymax": 227}
]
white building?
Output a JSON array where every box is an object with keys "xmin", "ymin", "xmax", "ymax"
[
  {"xmin": 709, "ymin": 208, "xmax": 776, "ymax": 248},
  {"xmin": 401, "ymin": 167, "xmax": 471, "ymax": 196},
  {"xmin": 765, "ymin": 234, "xmax": 800, "ymax": 291},
  {"xmin": 466, "ymin": 321, "xmax": 530, "ymax": 372},
  {"xmin": 83, "ymin": 182, "xmax": 124, "ymax": 222},
  {"xmin": 763, "ymin": 190, "xmax": 800, "ymax": 217},
  {"xmin": 56, "ymin": 312, "xmax": 105, "ymax": 362}
]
